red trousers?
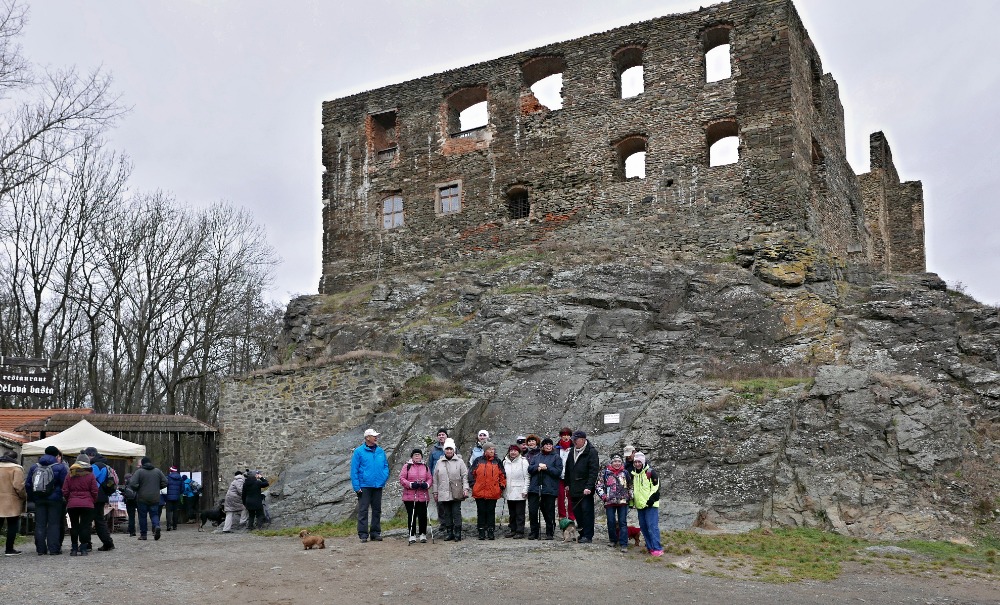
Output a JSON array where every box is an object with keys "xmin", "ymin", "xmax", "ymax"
[{"xmin": 557, "ymin": 480, "xmax": 575, "ymax": 520}]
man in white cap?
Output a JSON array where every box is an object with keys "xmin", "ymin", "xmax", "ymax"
[
  {"xmin": 469, "ymin": 430, "xmax": 489, "ymax": 465},
  {"xmin": 350, "ymin": 428, "xmax": 389, "ymax": 542}
]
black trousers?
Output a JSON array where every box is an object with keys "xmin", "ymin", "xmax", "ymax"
[
  {"xmin": 67, "ymin": 507, "xmax": 94, "ymax": 550},
  {"xmin": 356, "ymin": 487, "xmax": 383, "ymax": 539},
  {"xmin": 92, "ymin": 504, "xmax": 113, "ymax": 547},
  {"xmin": 125, "ymin": 500, "xmax": 137, "ymax": 535},
  {"xmin": 570, "ymin": 494, "xmax": 596, "ymax": 540},
  {"xmin": 527, "ymin": 493, "xmax": 555, "ymax": 537},
  {"xmin": 475, "ymin": 498, "xmax": 497, "ymax": 531},
  {"xmin": 166, "ymin": 499, "xmax": 180, "ymax": 529},
  {"xmin": 506, "ymin": 500, "xmax": 526, "ymax": 534},
  {"xmin": 404, "ymin": 500, "xmax": 428, "ymax": 536},
  {"xmin": 439, "ymin": 500, "xmax": 462, "ymax": 533},
  {"xmin": 1, "ymin": 516, "xmax": 19, "ymax": 552},
  {"xmin": 246, "ymin": 506, "xmax": 263, "ymax": 530}
]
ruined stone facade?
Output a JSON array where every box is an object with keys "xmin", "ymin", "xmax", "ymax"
[{"xmin": 318, "ymin": 0, "xmax": 925, "ymax": 294}]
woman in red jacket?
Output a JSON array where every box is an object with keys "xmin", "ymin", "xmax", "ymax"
[
  {"xmin": 469, "ymin": 443, "xmax": 506, "ymax": 540},
  {"xmin": 63, "ymin": 454, "xmax": 99, "ymax": 556}
]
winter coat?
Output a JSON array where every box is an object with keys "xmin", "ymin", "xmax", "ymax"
[
  {"xmin": 128, "ymin": 462, "xmax": 168, "ymax": 505},
  {"xmin": 90, "ymin": 457, "xmax": 117, "ymax": 504},
  {"xmin": 631, "ymin": 464, "xmax": 660, "ymax": 510},
  {"xmin": 502, "ymin": 455, "xmax": 529, "ymax": 501},
  {"xmin": 350, "ymin": 443, "xmax": 389, "ymax": 491},
  {"xmin": 63, "ymin": 464, "xmax": 98, "ymax": 510},
  {"xmin": 596, "ymin": 464, "xmax": 632, "ymax": 508},
  {"xmin": 166, "ymin": 471, "xmax": 185, "ymax": 501},
  {"xmin": 224, "ymin": 475, "xmax": 246, "ymax": 513},
  {"xmin": 242, "ymin": 474, "xmax": 269, "ymax": 510},
  {"xmin": 399, "ymin": 461, "xmax": 433, "ymax": 502},
  {"xmin": 469, "ymin": 442, "xmax": 486, "ymax": 466},
  {"xmin": 26, "ymin": 455, "xmax": 68, "ymax": 503},
  {"xmin": 432, "ymin": 454, "xmax": 468, "ymax": 502},
  {"xmin": 182, "ymin": 477, "xmax": 194, "ymax": 498},
  {"xmin": 0, "ymin": 461, "xmax": 26, "ymax": 517},
  {"xmin": 428, "ymin": 443, "xmax": 446, "ymax": 476},
  {"xmin": 556, "ymin": 438, "xmax": 573, "ymax": 479},
  {"xmin": 564, "ymin": 441, "xmax": 600, "ymax": 498},
  {"xmin": 469, "ymin": 455, "xmax": 506, "ymax": 500},
  {"xmin": 528, "ymin": 450, "xmax": 562, "ymax": 496}
]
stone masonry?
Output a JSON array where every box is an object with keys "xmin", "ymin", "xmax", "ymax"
[{"xmin": 319, "ymin": 0, "xmax": 925, "ymax": 294}]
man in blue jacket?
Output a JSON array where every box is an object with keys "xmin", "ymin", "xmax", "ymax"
[{"xmin": 350, "ymin": 428, "xmax": 389, "ymax": 542}]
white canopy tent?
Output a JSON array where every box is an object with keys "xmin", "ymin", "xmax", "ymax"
[{"xmin": 20, "ymin": 419, "xmax": 146, "ymax": 458}]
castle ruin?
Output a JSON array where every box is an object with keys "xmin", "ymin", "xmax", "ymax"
[{"xmin": 318, "ymin": 0, "xmax": 925, "ymax": 294}]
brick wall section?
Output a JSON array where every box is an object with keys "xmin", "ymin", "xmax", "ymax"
[
  {"xmin": 318, "ymin": 0, "xmax": 923, "ymax": 293},
  {"xmin": 217, "ymin": 359, "xmax": 421, "ymax": 479}
]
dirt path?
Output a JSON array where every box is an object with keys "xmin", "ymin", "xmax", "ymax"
[{"xmin": 2, "ymin": 524, "xmax": 998, "ymax": 604}]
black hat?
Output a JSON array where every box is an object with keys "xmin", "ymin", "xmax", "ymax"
[
  {"xmin": 411, "ymin": 448, "xmax": 423, "ymax": 457},
  {"xmin": 437, "ymin": 428, "xmax": 449, "ymax": 436},
  {"xmin": 44, "ymin": 446, "xmax": 61, "ymax": 457},
  {"xmin": 540, "ymin": 437, "xmax": 554, "ymax": 446},
  {"xmin": 84, "ymin": 447, "xmax": 99, "ymax": 457},
  {"xmin": 141, "ymin": 456, "xmax": 151, "ymax": 465},
  {"xmin": 572, "ymin": 430, "xmax": 587, "ymax": 440}
]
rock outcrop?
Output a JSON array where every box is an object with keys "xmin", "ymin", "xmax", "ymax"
[{"xmin": 227, "ymin": 250, "xmax": 999, "ymax": 540}]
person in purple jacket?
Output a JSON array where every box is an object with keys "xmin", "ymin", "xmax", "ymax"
[{"xmin": 399, "ymin": 448, "xmax": 432, "ymax": 543}]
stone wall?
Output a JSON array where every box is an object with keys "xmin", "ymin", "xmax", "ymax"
[
  {"xmin": 217, "ymin": 358, "xmax": 421, "ymax": 482},
  {"xmin": 317, "ymin": 0, "xmax": 923, "ymax": 294}
]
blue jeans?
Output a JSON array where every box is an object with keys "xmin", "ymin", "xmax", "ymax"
[
  {"xmin": 34, "ymin": 499, "xmax": 63, "ymax": 554},
  {"xmin": 637, "ymin": 506, "xmax": 662, "ymax": 552},
  {"xmin": 137, "ymin": 501, "xmax": 161, "ymax": 536},
  {"xmin": 606, "ymin": 505, "xmax": 628, "ymax": 546}
]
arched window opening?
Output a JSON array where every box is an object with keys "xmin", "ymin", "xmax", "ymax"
[
  {"xmin": 625, "ymin": 152, "xmax": 646, "ymax": 179},
  {"xmin": 707, "ymin": 119, "xmax": 739, "ymax": 167},
  {"xmin": 702, "ymin": 25, "xmax": 733, "ymax": 83},
  {"xmin": 522, "ymin": 55, "xmax": 566, "ymax": 111},
  {"xmin": 446, "ymin": 86, "xmax": 488, "ymax": 138},
  {"xmin": 613, "ymin": 45, "xmax": 644, "ymax": 98},
  {"xmin": 614, "ymin": 134, "xmax": 648, "ymax": 180},
  {"xmin": 382, "ymin": 195, "xmax": 404, "ymax": 229},
  {"xmin": 506, "ymin": 186, "xmax": 530, "ymax": 220}
]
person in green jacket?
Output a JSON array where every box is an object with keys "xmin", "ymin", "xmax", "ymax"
[{"xmin": 630, "ymin": 452, "xmax": 662, "ymax": 556}]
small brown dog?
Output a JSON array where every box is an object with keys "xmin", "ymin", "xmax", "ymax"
[
  {"xmin": 299, "ymin": 529, "xmax": 325, "ymax": 550},
  {"xmin": 561, "ymin": 521, "xmax": 578, "ymax": 543}
]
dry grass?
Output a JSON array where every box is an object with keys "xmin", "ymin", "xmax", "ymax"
[
  {"xmin": 380, "ymin": 374, "xmax": 467, "ymax": 407},
  {"xmin": 873, "ymin": 372, "xmax": 940, "ymax": 398}
]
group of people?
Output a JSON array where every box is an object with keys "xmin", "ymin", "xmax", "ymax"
[
  {"xmin": 0, "ymin": 445, "xmax": 205, "ymax": 556},
  {"xmin": 218, "ymin": 469, "xmax": 270, "ymax": 533},
  {"xmin": 350, "ymin": 426, "xmax": 663, "ymax": 556}
]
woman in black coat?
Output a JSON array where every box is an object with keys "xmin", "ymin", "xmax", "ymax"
[
  {"xmin": 241, "ymin": 471, "xmax": 270, "ymax": 530},
  {"xmin": 526, "ymin": 438, "xmax": 562, "ymax": 540}
]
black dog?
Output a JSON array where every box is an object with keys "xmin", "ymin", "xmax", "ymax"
[{"xmin": 198, "ymin": 502, "xmax": 225, "ymax": 531}]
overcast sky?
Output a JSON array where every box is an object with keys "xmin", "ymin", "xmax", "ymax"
[{"xmin": 17, "ymin": 0, "xmax": 1000, "ymax": 306}]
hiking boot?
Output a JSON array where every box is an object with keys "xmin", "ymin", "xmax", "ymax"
[
  {"xmin": 527, "ymin": 534, "xmax": 539, "ymax": 540},
  {"xmin": 70, "ymin": 548, "xmax": 78, "ymax": 557},
  {"xmin": 512, "ymin": 532, "xmax": 524, "ymax": 540},
  {"xmin": 478, "ymin": 529, "xmax": 486, "ymax": 540},
  {"xmin": 98, "ymin": 544, "xmax": 115, "ymax": 551},
  {"xmin": 165, "ymin": 526, "xmax": 172, "ymax": 531},
  {"xmin": 138, "ymin": 535, "xmax": 147, "ymax": 540},
  {"xmin": 542, "ymin": 534, "xmax": 554, "ymax": 540},
  {"xmin": 370, "ymin": 535, "xmax": 382, "ymax": 541},
  {"xmin": 79, "ymin": 548, "xmax": 88, "ymax": 556},
  {"xmin": 443, "ymin": 530, "xmax": 455, "ymax": 542},
  {"xmin": 487, "ymin": 529, "xmax": 495, "ymax": 540},
  {"xmin": 454, "ymin": 527, "xmax": 462, "ymax": 541},
  {"xmin": 154, "ymin": 527, "xmax": 161, "ymax": 540}
]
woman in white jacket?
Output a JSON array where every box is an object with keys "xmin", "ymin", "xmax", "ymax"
[{"xmin": 502, "ymin": 445, "xmax": 529, "ymax": 538}]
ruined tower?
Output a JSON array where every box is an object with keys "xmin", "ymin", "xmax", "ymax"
[{"xmin": 318, "ymin": 0, "xmax": 925, "ymax": 293}]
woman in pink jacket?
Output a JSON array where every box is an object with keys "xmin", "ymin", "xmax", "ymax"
[
  {"xmin": 63, "ymin": 454, "xmax": 99, "ymax": 556},
  {"xmin": 399, "ymin": 448, "xmax": 433, "ymax": 543}
]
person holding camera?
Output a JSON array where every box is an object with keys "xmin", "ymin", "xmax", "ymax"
[
  {"xmin": 242, "ymin": 470, "xmax": 269, "ymax": 531},
  {"xmin": 399, "ymin": 449, "xmax": 432, "ymax": 543}
]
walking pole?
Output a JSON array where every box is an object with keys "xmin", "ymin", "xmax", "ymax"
[{"xmin": 408, "ymin": 502, "xmax": 416, "ymax": 545}]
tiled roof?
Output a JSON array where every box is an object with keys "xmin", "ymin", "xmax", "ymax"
[
  {"xmin": 14, "ymin": 413, "xmax": 216, "ymax": 435},
  {"xmin": 0, "ymin": 428, "xmax": 26, "ymax": 445},
  {"xmin": 0, "ymin": 408, "xmax": 92, "ymax": 435}
]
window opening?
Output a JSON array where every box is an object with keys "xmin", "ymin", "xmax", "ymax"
[
  {"xmin": 382, "ymin": 195, "xmax": 404, "ymax": 229},
  {"xmin": 446, "ymin": 87, "xmax": 488, "ymax": 138},
  {"xmin": 437, "ymin": 182, "xmax": 462, "ymax": 215},
  {"xmin": 702, "ymin": 25, "xmax": 733, "ymax": 83},
  {"xmin": 620, "ymin": 66, "xmax": 644, "ymax": 98},
  {"xmin": 506, "ymin": 187, "xmax": 530, "ymax": 219},
  {"xmin": 369, "ymin": 110, "xmax": 398, "ymax": 160},
  {"xmin": 707, "ymin": 119, "xmax": 739, "ymax": 166},
  {"xmin": 613, "ymin": 45, "xmax": 644, "ymax": 98},
  {"xmin": 530, "ymin": 74, "xmax": 563, "ymax": 110},
  {"xmin": 614, "ymin": 134, "xmax": 648, "ymax": 181}
]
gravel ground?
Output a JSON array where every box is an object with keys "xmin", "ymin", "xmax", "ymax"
[{"xmin": 2, "ymin": 523, "xmax": 999, "ymax": 605}]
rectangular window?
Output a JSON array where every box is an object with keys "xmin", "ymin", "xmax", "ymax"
[
  {"xmin": 436, "ymin": 181, "xmax": 462, "ymax": 215},
  {"xmin": 382, "ymin": 195, "xmax": 404, "ymax": 229}
]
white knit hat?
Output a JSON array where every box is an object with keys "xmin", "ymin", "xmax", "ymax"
[{"xmin": 443, "ymin": 438, "xmax": 456, "ymax": 450}]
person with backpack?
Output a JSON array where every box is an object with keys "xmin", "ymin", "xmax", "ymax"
[
  {"xmin": 399, "ymin": 448, "xmax": 432, "ymax": 543},
  {"xmin": 84, "ymin": 447, "xmax": 117, "ymax": 551},
  {"xmin": 181, "ymin": 474, "xmax": 196, "ymax": 523},
  {"xmin": 0, "ymin": 450, "xmax": 26, "ymax": 556},
  {"xmin": 25, "ymin": 445, "xmax": 68, "ymax": 555},
  {"xmin": 165, "ymin": 466, "xmax": 184, "ymax": 531},
  {"xmin": 63, "ymin": 453, "xmax": 99, "ymax": 556},
  {"xmin": 127, "ymin": 456, "xmax": 167, "ymax": 541}
]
